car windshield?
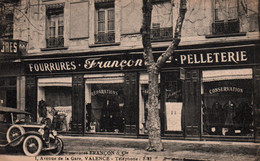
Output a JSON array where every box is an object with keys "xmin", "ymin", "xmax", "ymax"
[{"xmin": 13, "ymin": 113, "xmax": 32, "ymax": 124}]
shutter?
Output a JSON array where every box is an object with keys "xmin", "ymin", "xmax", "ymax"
[
  {"xmin": 254, "ymin": 66, "xmax": 260, "ymax": 142},
  {"xmin": 124, "ymin": 72, "xmax": 138, "ymax": 135},
  {"xmin": 25, "ymin": 76, "xmax": 37, "ymax": 122},
  {"xmin": 183, "ymin": 69, "xmax": 201, "ymax": 137},
  {"xmin": 70, "ymin": 1, "xmax": 89, "ymax": 39},
  {"xmin": 71, "ymin": 75, "xmax": 85, "ymax": 133}
]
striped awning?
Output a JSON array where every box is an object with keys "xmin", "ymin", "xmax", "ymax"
[
  {"xmin": 202, "ymin": 68, "xmax": 252, "ymax": 82},
  {"xmin": 38, "ymin": 77, "xmax": 72, "ymax": 87}
]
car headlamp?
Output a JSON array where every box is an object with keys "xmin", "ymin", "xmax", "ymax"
[
  {"xmin": 38, "ymin": 128, "xmax": 45, "ymax": 135},
  {"xmin": 52, "ymin": 130, "xmax": 57, "ymax": 136}
]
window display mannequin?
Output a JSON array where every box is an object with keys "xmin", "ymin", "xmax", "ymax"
[
  {"xmin": 224, "ymin": 100, "xmax": 236, "ymax": 135},
  {"xmin": 211, "ymin": 101, "xmax": 224, "ymax": 135},
  {"xmin": 234, "ymin": 102, "xmax": 253, "ymax": 135}
]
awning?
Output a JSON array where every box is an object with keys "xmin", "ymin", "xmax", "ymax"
[
  {"xmin": 38, "ymin": 77, "xmax": 72, "ymax": 87},
  {"xmin": 202, "ymin": 68, "xmax": 252, "ymax": 82},
  {"xmin": 84, "ymin": 73, "xmax": 124, "ymax": 84}
]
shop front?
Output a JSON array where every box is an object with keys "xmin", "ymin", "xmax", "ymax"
[
  {"xmin": 201, "ymin": 69, "xmax": 253, "ymax": 137},
  {"xmin": 166, "ymin": 42, "xmax": 259, "ymax": 141},
  {"xmin": 23, "ymin": 41, "xmax": 260, "ymax": 141}
]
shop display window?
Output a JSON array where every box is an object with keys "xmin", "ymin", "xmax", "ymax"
[
  {"xmin": 85, "ymin": 84, "xmax": 125, "ymax": 133},
  {"xmin": 37, "ymin": 77, "xmax": 72, "ymax": 132},
  {"xmin": 163, "ymin": 72, "xmax": 183, "ymax": 132},
  {"xmin": 202, "ymin": 69, "xmax": 254, "ymax": 136}
]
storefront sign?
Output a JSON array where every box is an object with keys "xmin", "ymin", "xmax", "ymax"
[
  {"xmin": 209, "ymin": 87, "xmax": 244, "ymax": 94},
  {"xmin": 25, "ymin": 54, "xmax": 144, "ymax": 74},
  {"xmin": 165, "ymin": 48, "xmax": 253, "ymax": 67},
  {"xmin": 179, "ymin": 51, "xmax": 247, "ymax": 65},
  {"xmin": 0, "ymin": 39, "xmax": 27, "ymax": 55},
  {"xmin": 24, "ymin": 45, "xmax": 254, "ymax": 74},
  {"xmin": 204, "ymin": 79, "xmax": 252, "ymax": 95},
  {"xmin": 91, "ymin": 89, "xmax": 119, "ymax": 96}
]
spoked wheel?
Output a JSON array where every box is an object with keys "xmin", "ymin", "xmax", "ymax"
[
  {"xmin": 6, "ymin": 125, "xmax": 25, "ymax": 146},
  {"xmin": 49, "ymin": 137, "xmax": 64, "ymax": 155},
  {"xmin": 23, "ymin": 135, "xmax": 42, "ymax": 157}
]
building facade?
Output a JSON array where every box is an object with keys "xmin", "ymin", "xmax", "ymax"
[{"xmin": 1, "ymin": 0, "xmax": 260, "ymax": 142}]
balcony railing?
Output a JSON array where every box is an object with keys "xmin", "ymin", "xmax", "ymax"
[
  {"xmin": 151, "ymin": 27, "xmax": 173, "ymax": 41},
  {"xmin": 46, "ymin": 36, "xmax": 64, "ymax": 48},
  {"xmin": 212, "ymin": 19, "xmax": 239, "ymax": 35},
  {"xmin": 95, "ymin": 32, "xmax": 115, "ymax": 44}
]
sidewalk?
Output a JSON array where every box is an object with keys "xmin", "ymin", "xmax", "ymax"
[{"xmin": 60, "ymin": 135, "xmax": 260, "ymax": 161}]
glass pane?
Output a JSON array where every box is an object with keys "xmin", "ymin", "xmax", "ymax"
[
  {"xmin": 164, "ymin": 72, "xmax": 183, "ymax": 132},
  {"xmin": 215, "ymin": 0, "xmax": 238, "ymax": 21},
  {"xmin": 87, "ymin": 84, "xmax": 125, "ymax": 133},
  {"xmin": 49, "ymin": 27, "xmax": 55, "ymax": 37},
  {"xmin": 50, "ymin": 21, "xmax": 55, "ymax": 27},
  {"xmin": 43, "ymin": 86, "xmax": 72, "ymax": 132},
  {"xmin": 202, "ymin": 78, "xmax": 253, "ymax": 136},
  {"xmin": 215, "ymin": 0, "xmax": 227, "ymax": 21},
  {"xmin": 58, "ymin": 26, "xmax": 63, "ymax": 36},
  {"xmin": 108, "ymin": 9, "xmax": 114, "ymax": 20},
  {"xmin": 98, "ymin": 22, "xmax": 105, "ymax": 32},
  {"xmin": 98, "ymin": 11, "xmax": 105, "ymax": 21},
  {"xmin": 108, "ymin": 21, "xmax": 114, "ymax": 31}
]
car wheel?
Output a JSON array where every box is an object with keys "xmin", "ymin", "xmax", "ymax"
[
  {"xmin": 49, "ymin": 137, "xmax": 64, "ymax": 155},
  {"xmin": 23, "ymin": 135, "xmax": 42, "ymax": 157},
  {"xmin": 6, "ymin": 125, "xmax": 25, "ymax": 146}
]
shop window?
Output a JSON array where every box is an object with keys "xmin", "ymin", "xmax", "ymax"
[
  {"xmin": 151, "ymin": 1, "xmax": 172, "ymax": 41},
  {"xmin": 46, "ymin": 4, "xmax": 64, "ymax": 48},
  {"xmin": 212, "ymin": 0, "xmax": 239, "ymax": 35},
  {"xmin": 202, "ymin": 69, "xmax": 254, "ymax": 136},
  {"xmin": 38, "ymin": 77, "xmax": 72, "ymax": 132},
  {"xmin": 85, "ymin": 83, "xmax": 125, "ymax": 133},
  {"xmin": 163, "ymin": 72, "xmax": 183, "ymax": 132},
  {"xmin": 95, "ymin": 2, "xmax": 115, "ymax": 44}
]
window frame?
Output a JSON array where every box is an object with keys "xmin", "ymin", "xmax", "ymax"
[
  {"xmin": 212, "ymin": 0, "xmax": 240, "ymax": 35},
  {"xmin": 150, "ymin": 1, "xmax": 173, "ymax": 42},
  {"xmin": 94, "ymin": 2, "xmax": 115, "ymax": 44},
  {"xmin": 46, "ymin": 8, "xmax": 64, "ymax": 48}
]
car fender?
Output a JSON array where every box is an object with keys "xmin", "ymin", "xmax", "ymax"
[{"xmin": 6, "ymin": 125, "xmax": 25, "ymax": 147}]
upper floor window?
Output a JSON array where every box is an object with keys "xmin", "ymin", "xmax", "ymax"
[
  {"xmin": 95, "ymin": 2, "xmax": 115, "ymax": 44},
  {"xmin": 151, "ymin": 0, "xmax": 172, "ymax": 41},
  {"xmin": 213, "ymin": 0, "xmax": 239, "ymax": 35},
  {"xmin": 46, "ymin": 3, "xmax": 64, "ymax": 48},
  {"xmin": 0, "ymin": 4, "xmax": 14, "ymax": 39}
]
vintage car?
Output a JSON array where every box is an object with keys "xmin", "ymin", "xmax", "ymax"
[{"xmin": 0, "ymin": 106, "xmax": 63, "ymax": 156}]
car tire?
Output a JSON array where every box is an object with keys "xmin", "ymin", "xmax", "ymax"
[
  {"xmin": 6, "ymin": 125, "xmax": 25, "ymax": 146},
  {"xmin": 49, "ymin": 137, "xmax": 64, "ymax": 155},
  {"xmin": 23, "ymin": 135, "xmax": 43, "ymax": 157}
]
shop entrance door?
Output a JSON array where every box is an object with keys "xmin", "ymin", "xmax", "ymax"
[{"xmin": 183, "ymin": 69, "xmax": 201, "ymax": 137}]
